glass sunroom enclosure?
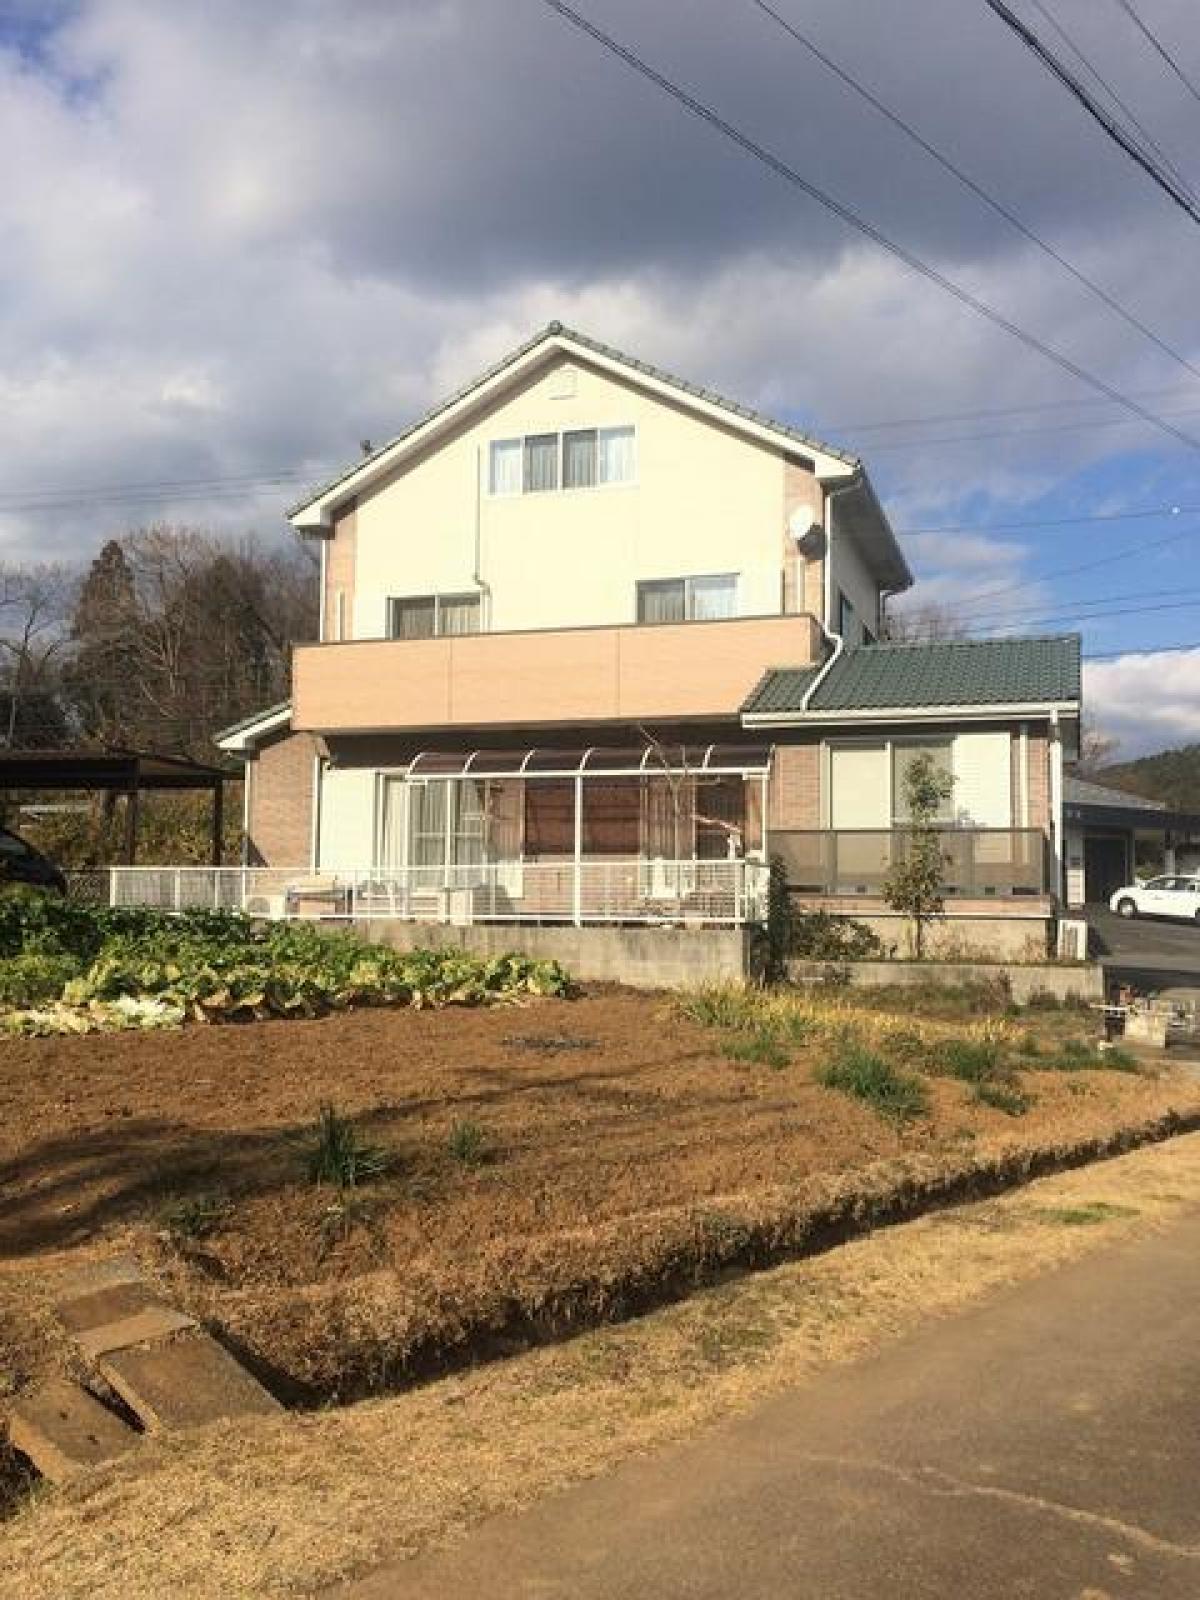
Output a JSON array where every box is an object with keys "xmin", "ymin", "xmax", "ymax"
[{"xmin": 367, "ymin": 745, "xmax": 772, "ymax": 924}]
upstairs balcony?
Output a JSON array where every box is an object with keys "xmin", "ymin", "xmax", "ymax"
[{"xmin": 292, "ymin": 612, "xmax": 822, "ymax": 734}]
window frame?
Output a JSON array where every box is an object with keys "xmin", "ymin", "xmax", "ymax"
[
  {"xmin": 487, "ymin": 425, "xmax": 637, "ymax": 498},
  {"xmin": 823, "ymin": 734, "xmax": 959, "ymax": 830},
  {"xmin": 636, "ymin": 572, "xmax": 738, "ymax": 625},
  {"xmin": 386, "ymin": 591, "xmax": 482, "ymax": 641}
]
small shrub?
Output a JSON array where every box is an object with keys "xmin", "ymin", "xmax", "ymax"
[
  {"xmin": 972, "ymin": 1079, "xmax": 1032, "ymax": 1117},
  {"xmin": 304, "ymin": 1103, "xmax": 389, "ymax": 1189},
  {"xmin": 1102, "ymin": 1044, "xmax": 1140, "ymax": 1073},
  {"xmin": 722, "ymin": 1030, "xmax": 791, "ymax": 1070},
  {"xmin": 1017, "ymin": 1032, "xmax": 1041, "ymax": 1058},
  {"xmin": 935, "ymin": 1037, "xmax": 1001, "ymax": 1084},
  {"xmin": 817, "ymin": 1044, "xmax": 928, "ymax": 1123},
  {"xmin": 447, "ymin": 1118, "xmax": 494, "ymax": 1167},
  {"xmin": 158, "ymin": 1191, "xmax": 230, "ymax": 1242},
  {"xmin": 0, "ymin": 953, "xmax": 78, "ymax": 1008},
  {"xmin": 790, "ymin": 910, "xmax": 883, "ymax": 962}
]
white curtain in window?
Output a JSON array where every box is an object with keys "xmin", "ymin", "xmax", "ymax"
[
  {"xmin": 524, "ymin": 434, "xmax": 558, "ymax": 492},
  {"xmin": 379, "ymin": 777, "xmax": 407, "ymax": 868},
  {"xmin": 598, "ymin": 425, "xmax": 635, "ymax": 484},
  {"xmin": 389, "ymin": 596, "xmax": 436, "ymax": 639},
  {"xmin": 689, "ymin": 574, "xmax": 737, "ymax": 620},
  {"xmin": 408, "ymin": 781, "xmax": 448, "ymax": 869},
  {"xmin": 438, "ymin": 595, "xmax": 481, "ymax": 636},
  {"xmin": 489, "ymin": 439, "xmax": 521, "ymax": 495},
  {"xmin": 638, "ymin": 580, "xmax": 686, "ymax": 624},
  {"xmin": 563, "ymin": 429, "xmax": 597, "ymax": 488}
]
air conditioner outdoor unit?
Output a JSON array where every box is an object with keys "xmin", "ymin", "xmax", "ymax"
[{"xmin": 244, "ymin": 893, "xmax": 288, "ymax": 921}]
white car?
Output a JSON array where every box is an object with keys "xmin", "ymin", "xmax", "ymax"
[{"xmin": 1110, "ymin": 874, "xmax": 1200, "ymax": 922}]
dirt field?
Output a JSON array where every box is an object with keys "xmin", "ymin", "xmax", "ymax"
[
  {"xmin": 3, "ymin": 985, "xmax": 1200, "ymax": 1406},
  {"xmin": 5, "ymin": 1130, "xmax": 1200, "ymax": 1600}
]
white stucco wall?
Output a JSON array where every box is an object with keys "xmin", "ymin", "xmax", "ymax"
[
  {"xmin": 350, "ymin": 356, "xmax": 803, "ymax": 640},
  {"xmin": 317, "ymin": 767, "xmax": 377, "ymax": 870}
]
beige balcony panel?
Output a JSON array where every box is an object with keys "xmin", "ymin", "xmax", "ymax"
[{"xmin": 292, "ymin": 615, "xmax": 819, "ymax": 733}]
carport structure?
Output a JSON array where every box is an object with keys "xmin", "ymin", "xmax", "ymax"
[
  {"xmin": 0, "ymin": 749, "xmax": 233, "ymax": 865},
  {"xmin": 1063, "ymin": 775, "xmax": 1200, "ymax": 906}
]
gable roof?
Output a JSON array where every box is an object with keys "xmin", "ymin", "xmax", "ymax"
[
  {"xmin": 288, "ymin": 321, "xmax": 862, "ymax": 527},
  {"xmin": 214, "ymin": 700, "xmax": 292, "ymax": 752},
  {"xmin": 742, "ymin": 634, "xmax": 1081, "ymax": 720},
  {"xmin": 1064, "ymin": 775, "xmax": 1166, "ymax": 812}
]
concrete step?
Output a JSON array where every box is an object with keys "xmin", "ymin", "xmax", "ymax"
[
  {"xmin": 56, "ymin": 1278, "xmax": 198, "ymax": 1360},
  {"xmin": 96, "ymin": 1328, "xmax": 282, "ymax": 1433},
  {"xmin": 8, "ymin": 1378, "xmax": 139, "ymax": 1484}
]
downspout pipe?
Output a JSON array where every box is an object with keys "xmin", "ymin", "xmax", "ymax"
[{"xmin": 800, "ymin": 475, "xmax": 859, "ymax": 711}]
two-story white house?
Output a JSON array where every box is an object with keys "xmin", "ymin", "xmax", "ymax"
[{"xmin": 210, "ymin": 324, "xmax": 1079, "ymax": 960}]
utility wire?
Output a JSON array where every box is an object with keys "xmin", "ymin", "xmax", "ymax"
[
  {"xmin": 1110, "ymin": 0, "xmax": 1200, "ymax": 108},
  {"xmin": 897, "ymin": 501, "xmax": 1199, "ymax": 535},
  {"xmin": 982, "ymin": 0, "xmax": 1200, "ymax": 223},
  {"xmin": 1028, "ymin": 0, "xmax": 1198, "ymax": 193},
  {"xmin": 933, "ymin": 515, "xmax": 1200, "ymax": 608},
  {"xmin": 861, "ymin": 401, "xmax": 1200, "ymax": 452},
  {"xmin": 540, "ymin": 0, "xmax": 1200, "ymax": 454},
  {"xmin": 747, "ymin": 0, "xmax": 1200, "ymax": 380}
]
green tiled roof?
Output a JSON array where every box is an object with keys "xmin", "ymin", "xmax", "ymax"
[{"xmin": 743, "ymin": 634, "xmax": 1081, "ymax": 716}]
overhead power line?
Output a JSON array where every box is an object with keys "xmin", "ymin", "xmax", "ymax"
[
  {"xmin": 1110, "ymin": 0, "xmax": 1200, "ymax": 108},
  {"xmin": 1028, "ymin": 0, "xmax": 1198, "ymax": 195},
  {"xmin": 981, "ymin": 0, "xmax": 1200, "ymax": 224},
  {"xmin": 540, "ymin": 0, "xmax": 1200, "ymax": 455},
  {"xmin": 896, "ymin": 501, "xmax": 1199, "ymax": 535},
  {"xmin": 1085, "ymin": 639, "xmax": 1200, "ymax": 660},
  {"xmin": 747, "ymin": 0, "xmax": 1200, "ymax": 380}
]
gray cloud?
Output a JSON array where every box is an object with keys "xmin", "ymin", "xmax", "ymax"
[{"xmin": 3, "ymin": 0, "xmax": 1200, "ymax": 599}]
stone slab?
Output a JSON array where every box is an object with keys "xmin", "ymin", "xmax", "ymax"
[
  {"xmin": 57, "ymin": 1279, "xmax": 163, "ymax": 1333},
  {"xmin": 96, "ymin": 1329, "xmax": 282, "ymax": 1433},
  {"xmin": 8, "ymin": 1378, "xmax": 139, "ymax": 1484},
  {"xmin": 50, "ymin": 1254, "xmax": 143, "ymax": 1304},
  {"xmin": 74, "ymin": 1305, "xmax": 199, "ymax": 1361}
]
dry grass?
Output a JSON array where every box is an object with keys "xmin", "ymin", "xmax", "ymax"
[
  {"xmin": 3, "ymin": 1130, "xmax": 1199, "ymax": 1600},
  {"xmin": 1, "ymin": 987, "xmax": 1199, "ymax": 1401}
]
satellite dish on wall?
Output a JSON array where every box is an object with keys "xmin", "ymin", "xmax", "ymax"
[{"xmin": 788, "ymin": 508, "xmax": 824, "ymax": 557}]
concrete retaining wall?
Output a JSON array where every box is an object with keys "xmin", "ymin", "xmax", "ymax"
[
  {"xmin": 355, "ymin": 921, "xmax": 756, "ymax": 990},
  {"xmin": 786, "ymin": 957, "xmax": 1105, "ymax": 1004}
]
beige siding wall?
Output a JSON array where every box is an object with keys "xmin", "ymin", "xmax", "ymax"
[
  {"xmin": 294, "ymin": 614, "xmax": 822, "ymax": 733},
  {"xmin": 347, "ymin": 355, "xmax": 822, "ymax": 639},
  {"xmin": 246, "ymin": 729, "xmax": 316, "ymax": 866}
]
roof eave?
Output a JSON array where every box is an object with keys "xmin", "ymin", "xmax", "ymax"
[
  {"xmin": 742, "ymin": 700, "xmax": 1080, "ymax": 727},
  {"xmin": 287, "ymin": 323, "xmax": 862, "ymax": 528}
]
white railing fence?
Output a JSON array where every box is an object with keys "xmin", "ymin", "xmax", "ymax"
[{"xmin": 107, "ymin": 858, "xmax": 770, "ymax": 927}]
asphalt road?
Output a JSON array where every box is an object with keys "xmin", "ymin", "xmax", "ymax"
[
  {"xmin": 343, "ymin": 1210, "xmax": 1200, "ymax": 1600},
  {"xmin": 1088, "ymin": 905, "xmax": 1200, "ymax": 989}
]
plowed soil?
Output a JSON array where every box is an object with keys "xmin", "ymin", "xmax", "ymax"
[{"xmin": 2, "ymin": 988, "xmax": 1199, "ymax": 1400}]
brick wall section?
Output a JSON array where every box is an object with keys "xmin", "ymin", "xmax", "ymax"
[
  {"xmin": 247, "ymin": 728, "xmax": 316, "ymax": 866},
  {"xmin": 322, "ymin": 498, "xmax": 357, "ymax": 641},
  {"xmin": 1026, "ymin": 730, "xmax": 1050, "ymax": 832},
  {"xmin": 782, "ymin": 459, "xmax": 823, "ymax": 621},
  {"xmin": 768, "ymin": 739, "xmax": 821, "ymax": 829}
]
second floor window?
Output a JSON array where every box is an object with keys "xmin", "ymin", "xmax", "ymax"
[
  {"xmin": 489, "ymin": 426, "xmax": 635, "ymax": 495},
  {"xmin": 637, "ymin": 573, "xmax": 738, "ymax": 624},
  {"xmin": 387, "ymin": 592, "xmax": 481, "ymax": 640}
]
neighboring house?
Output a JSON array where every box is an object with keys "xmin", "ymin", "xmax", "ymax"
[
  {"xmin": 213, "ymin": 323, "xmax": 1081, "ymax": 957},
  {"xmin": 1062, "ymin": 776, "xmax": 1200, "ymax": 904}
]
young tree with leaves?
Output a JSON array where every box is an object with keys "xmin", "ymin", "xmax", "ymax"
[{"xmin": 883, "ymin": 750, "xmax": 954, "ymax": 959}]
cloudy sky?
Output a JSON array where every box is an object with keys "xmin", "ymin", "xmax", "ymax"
[{"xmin": 3, "ymin": 0, "xmax": 1200, "ymax": 754}]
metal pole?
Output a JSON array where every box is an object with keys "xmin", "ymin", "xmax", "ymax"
[
  {"xmin": 573, "ymin": 773, "xmax": 584, "ymax": 926},
  {"xmin": 123, "ymin": 783, "xmax": 140, "ymax": 865},
  {"xmin": 211, "ymin": 778, "xmax": 224, "ymax": 867}
]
